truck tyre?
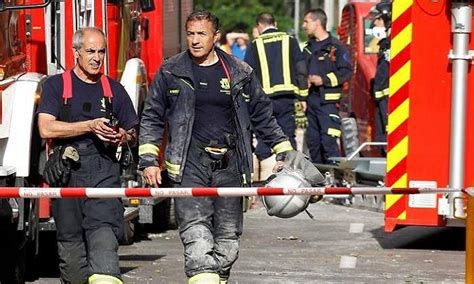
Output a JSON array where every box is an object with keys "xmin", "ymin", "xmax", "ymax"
[{"xmin": 341, "ymin": 117, "xmax": 360, "ymax": 158}]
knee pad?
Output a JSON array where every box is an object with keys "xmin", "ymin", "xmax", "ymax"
[{"xmin": 87, "ymin": 226, "xmax": 119, "ymax": 252}]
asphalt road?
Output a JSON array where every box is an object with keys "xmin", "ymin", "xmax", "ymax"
[{"xmin": 30, "ymin": 199, "xmax": 465, "ymax": 283}]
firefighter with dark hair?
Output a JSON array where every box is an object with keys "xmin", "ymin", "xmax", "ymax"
[
  {"xmin": 370, "ymin": 0, "xmax": 392, "ymax": 156},
  {"xmin": 244, "ymin": 12, "xmax": 308, "ymax": 163},
  {"xmin": 139, "ymin": 10, "xmax": 293, "ymax": 284},
  {"xmin": 302, "ymin": 8, "xmax": 353, "ymax": 164}
]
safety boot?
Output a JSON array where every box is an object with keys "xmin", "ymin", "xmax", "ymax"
[
  {"xmin": 88, "ymin": 274, "xmax": 123, "ymax": 283},
  {"xmin": 188, "ymin": 272, "xmax": 220, "ymax": 284}
]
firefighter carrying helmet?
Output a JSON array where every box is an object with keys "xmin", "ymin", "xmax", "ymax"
[
  {"xmin": 370, "ymin": 0, "xmax": 392, "ymax": 29},
  {"xmin": 262, "ymin": 167, "xmax": 311, "ymax": 218}
]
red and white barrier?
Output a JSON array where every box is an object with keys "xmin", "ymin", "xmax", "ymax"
[{"xmin": 0, "ymin": 186, "xmax": 467, "ymax": 199}]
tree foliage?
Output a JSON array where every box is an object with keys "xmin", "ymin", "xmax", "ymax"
[{"xmin": 194, "ymin": 0, "xmax": 296, "ymax": 37}]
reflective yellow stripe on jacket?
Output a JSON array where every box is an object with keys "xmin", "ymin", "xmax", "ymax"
[
  {"xmin": 139, "ymin": 143, "xmax": 159, "ymax": 156},
  {"xmin": 375, "ymin": 88, "xmax": 390, "ymax": 99},
  {"xmin": 165, "ymin": 161, "xmax": 181, "ymax": 175},
  {"xmin": 324, "ymin": 92, "xmax": 342, "ymax": 101},
  {"xmin": 255, "ymin": 33, "xmax": 300, "ymax": 95},
  {"xmin": 272, "ymin": 140, "xmax": 293, "ymax": 154},
  {"xmin": 326, "ymin": 72, "xmax": 338, "ymax": 87}
]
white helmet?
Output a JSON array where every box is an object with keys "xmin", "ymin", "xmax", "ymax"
[{"xmin": 262, "ymin": 167, "xmax": 311, "ymax": 218}]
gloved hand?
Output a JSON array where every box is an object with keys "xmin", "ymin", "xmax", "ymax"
[
  {"xmin": 294, "ymin": 101, "xmax": 308, "ymax": 129},
  {"xmin": 278, "ymin": 150, "xmax": 325, "ymax": 186},
  {"xmin": 43, "ymin": 146, "xmax": 79, "ymax": 187}
]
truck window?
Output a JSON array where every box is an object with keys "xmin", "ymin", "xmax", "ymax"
[{"xmin": 363, "ymin": 17, "xmax": 380, "ymax": 54}]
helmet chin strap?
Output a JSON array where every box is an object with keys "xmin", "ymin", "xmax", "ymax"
[{"xmin": 305, "ymin": 209, "xmax": 315, "ymax": 220}]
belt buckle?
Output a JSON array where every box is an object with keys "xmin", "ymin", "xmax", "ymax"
[{"xmin": 204, "ymin": 146, "xmax": 228, "ymax": 160}]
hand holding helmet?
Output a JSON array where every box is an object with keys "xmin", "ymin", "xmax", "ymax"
[{"xmin": 263, "ymin": 150, "xmax": 325, "ymax": 218}]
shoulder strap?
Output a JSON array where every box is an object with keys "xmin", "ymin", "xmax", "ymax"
[
  {"xmin": 62, "ymin": 70, "xmax": 113, "ymax": 104},
  {"xmin": 100, "ymin": 74, "xmax": 113, "ymax": 102},
  {"xmin": 62, "ymin": 70, "xmax": 73, "ymax": 103}
]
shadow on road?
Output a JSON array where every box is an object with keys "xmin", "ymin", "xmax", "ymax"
[{"xmin": 370, "ymin": 226, "xmax": 465, "ymax": 251}]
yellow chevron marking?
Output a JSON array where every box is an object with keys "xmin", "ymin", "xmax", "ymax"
[
  {"xmin": 391, "ymin": 23, "xmax": 412, "ymax": 59},
  {"xmin": 388, "ymin": 98, "xmax": 409, "ymax": 134},
  {"xmin": 386, "ymin": 194, "xmax": 403, "ymax": 209},
  {"xmin": 390, "ymin": 61, "xmax": 411, "ymax": 97},
  {"xmin": 386, "ymin": 136, "xmax": 408, "ymax": 172},
  {"xmin": 396, "ymin": 211, "xmax": 407, "ymax": 220},
  {"xmin": 392, "ymin": 0, "xmax": 413, "ymax": 21},
  {"xmin": 392, "ymin": 172, "xmax": 408, "ymax": 188},
  {"xmin": 385, "ymin": 174, "xmax": 407, "ymax": 218}
]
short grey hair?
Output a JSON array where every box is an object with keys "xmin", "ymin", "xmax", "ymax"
[{"xmin": 72, "ymin": 27, "xmax": 106, "ymax": 50}]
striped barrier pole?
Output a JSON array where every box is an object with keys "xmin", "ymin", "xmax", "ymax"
[{"xmin": 0, "ymin": 186, "xmax": 465, "ymax": 199}]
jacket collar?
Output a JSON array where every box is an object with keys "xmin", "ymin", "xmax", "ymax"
[
  {"xmin": 305, "ymin": 33, "xmax": 335, "ymax": 50},
  {"xmin": 261, "ymin": 27, "xmax": 278, "ymax": 35},
  {"xmin": 164, "ymin": 47, "xmax": 252, "ymax": 89}
]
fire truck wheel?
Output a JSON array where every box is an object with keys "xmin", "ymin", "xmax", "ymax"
[{"xmin": 341, "ymin": 117, "xmax": 360, "ymax": 157}]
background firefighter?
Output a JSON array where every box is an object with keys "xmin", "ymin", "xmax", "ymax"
[
  {"xmin": 302, "ymin": 8, "xmax": 353, "ymax": 164},
  {"xmin": 244, "ymin": 12, "xmax": 308, "ymax": 163},
  {"xmin": 370, "ymin": 0, "xmax": 392, "ymax": 156}
]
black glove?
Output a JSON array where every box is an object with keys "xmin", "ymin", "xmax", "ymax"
[{"xmin": 43, "ymin": 146, "xmax": 79, "ymax": 187}]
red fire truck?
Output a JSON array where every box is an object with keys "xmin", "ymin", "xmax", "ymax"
[
  {"xmin": 0, "ymin": 0, "xmax": 191, "ymax": 281},
  {"xmin": 336, "ymin": 0, "xmax": 474, "ymax": 233}
]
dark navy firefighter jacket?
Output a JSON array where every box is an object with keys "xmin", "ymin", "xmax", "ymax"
[
  {"xmin": 138, "ymin": 48, "xmax": 292, "ymax": 185},
  {"xmin": 303, "ymin": 35, "xmax": 353, "ymax": 103}
]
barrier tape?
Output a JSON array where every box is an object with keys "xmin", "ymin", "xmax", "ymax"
[{"xmin": 0, "ymin": 187, "xmax": 466, "ymax": 199}]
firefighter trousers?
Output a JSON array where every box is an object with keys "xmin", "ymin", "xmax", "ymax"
[
  {"xmin": 306, "ymin": 94, "xmax": 341, "ymax": 164},
  {"xmin": 255, "ymin": 95, "xmax": 297, "ymax": 160},
  {"xmin": 173, "ymin": 139, "xmax": 243, "ymax": 281},
  {"xmin": 52, "ymin": 144, "xmax": 124, "ymax": 284},
  {"xmin": 375, "ymin": 97, "xmax": 388, "ymax": 156}
]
